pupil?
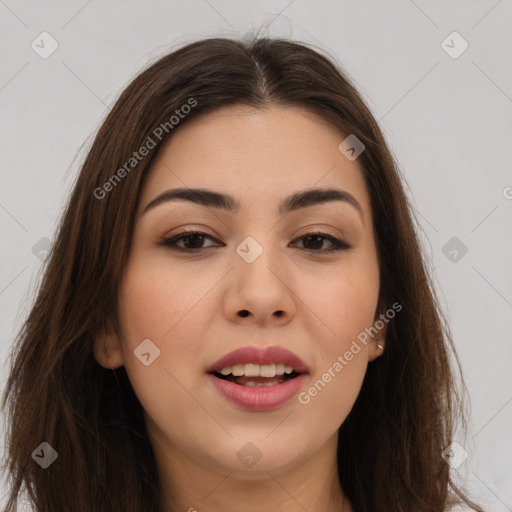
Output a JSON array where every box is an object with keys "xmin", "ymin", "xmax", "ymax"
[
  {"xmin": 304, "ymin": 235, "xmax": 323, "ymax": 250},
  {"xmin": 183, "ymin": 234, "xmax": 204, "ymax": 249}
]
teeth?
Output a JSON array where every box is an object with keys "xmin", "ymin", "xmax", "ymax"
[
  {"xmin": 260, "ymin": 364, "xmax": 275, "ymax": 378},
  {"xmin": 243, "ymin": 379, "xmax": 282, "ymax": 387},
  {"xmin": 231, "ymin": 364, "xmax": 245, "ymax": 376},
  {"xmin": 244, "ymin": 364, "xmax": 260, "ymax": 377},
  {"xmin": 218, "ymin": 363, "xmax": 294, "ymax": 377}
]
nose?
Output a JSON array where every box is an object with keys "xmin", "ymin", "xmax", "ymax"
[{"xmin": 222, "ymin": 238, "xmax": 296, "ymax": 326}]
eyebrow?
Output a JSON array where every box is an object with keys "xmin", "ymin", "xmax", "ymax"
[{"xmin": 142, "ymin": 187, "xmax": 363, "ymax": 219}]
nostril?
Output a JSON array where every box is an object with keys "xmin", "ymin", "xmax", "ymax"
[{"xmin": 238, "ymin": 310, "xmax": 250, "ymax": 317}]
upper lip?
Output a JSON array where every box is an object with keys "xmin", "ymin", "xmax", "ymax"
[{"xmin": 206, "ymin": 346, "xmax": 309, "ymax": 374}]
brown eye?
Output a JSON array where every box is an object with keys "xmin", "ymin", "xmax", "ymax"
[
  {"xmin": 160, "ymin": 230, "xmax": 352, "ymax": 253},
  {"xmin": 291, "ymin": 232, "xmax": 352, "ymax": 252},
  {"xmin": 160, "ymin": 231, "xmax": 220, "ymax": 252}
]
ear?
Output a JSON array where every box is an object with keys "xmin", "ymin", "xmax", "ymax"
[
  {"xmin": 92, "ymin": 320, "xmax": 125, "ymax": 370},
  {"xmin": 367, "ymin": 308, "xmax": 388, "ymax": 362}
]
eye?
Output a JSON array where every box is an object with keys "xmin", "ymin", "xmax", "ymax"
[
  {"xmin": 160, "ymin": 230, "xmax": 219, "ymax": 251},
  {"xmin": 290, "ymin": 231, "xmax": 352, "ymax": 252},
  {"xmin": 159, "ymin": 230, "xmax": 352, "ymax": 253}
]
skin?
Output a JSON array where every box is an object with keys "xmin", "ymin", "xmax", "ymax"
[{"xmin": 94, "ymin": 105, "xmax": 386, "ymax": 512}]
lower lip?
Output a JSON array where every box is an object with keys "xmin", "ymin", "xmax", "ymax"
[{"xmin": 206, "ymin": 373, "xmax": 308, "ymax": 412}]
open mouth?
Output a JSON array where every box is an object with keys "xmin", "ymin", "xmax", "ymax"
[
  {"xmin": 205, "ymin": 357, "xmax": 309, "ymax": 411},
  {"xmin": 205, "ymin": 346, "xmax": 310, "ymax": 404},
  {"xmin": 212, "ymin": 370, "xmax": 302, "ymax": 387}
]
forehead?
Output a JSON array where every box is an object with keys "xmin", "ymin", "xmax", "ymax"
[{"xmin": 137, "ymin": 105, "xmax": 371, "ymax": 219}]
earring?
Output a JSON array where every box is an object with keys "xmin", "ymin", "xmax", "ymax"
[{"xmin": 377, "ymin": 344, "xmax": 384, "ymax": 351}]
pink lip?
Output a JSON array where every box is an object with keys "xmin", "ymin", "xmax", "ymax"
[
  {"xmin": 205, "ymin": 345, "xmax": 309, "ymax": 374},
  {"xmin": 205, "ymin": 345, "xmax": 309, "ymax": 412},
  {"xmin": 206, "ymin": 373, "xmax": 308, "ymax": 412}
]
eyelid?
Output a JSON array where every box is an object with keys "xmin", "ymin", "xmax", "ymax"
[
  {"xmin": 291, "ymin": 231, "xmax": 352, "ymax": 251},
  {"xmin": 159, "ymin": 228, "xmax": 352, "ymax": 253},
  {"xmin": 159, "ymin": 228, "xmax": 220, "ymax": 250}
]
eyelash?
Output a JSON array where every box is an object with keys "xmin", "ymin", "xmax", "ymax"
[{"xmin": 159, "ymin": 229, "xmax": 352, "ymax": 253}]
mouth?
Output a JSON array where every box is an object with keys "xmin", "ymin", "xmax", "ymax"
[
  {"xmin": 205, "ymin": 346, "xmax": 309, "ymax": 411},
  {"xmin": 210, "ymin": 364, "xmax": 303, "ymax": 387}
]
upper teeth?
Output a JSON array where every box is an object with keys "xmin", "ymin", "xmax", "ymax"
[{"xmin": 219, "ymin": 363, "xmax": 294, "ymax": 377}]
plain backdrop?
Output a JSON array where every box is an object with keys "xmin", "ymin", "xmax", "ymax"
[{"xmin": 1, "ymin": 1, "xmax": 511, "ymax": 510}]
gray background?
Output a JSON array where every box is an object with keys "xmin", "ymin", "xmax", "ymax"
[{"xmin": 1, "ymin": 1, "xmax": 511, "ymax": 510}]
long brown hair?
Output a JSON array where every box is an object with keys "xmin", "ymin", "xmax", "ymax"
[{"xmin": 2, "ymin": 37, "xmax": 484, "ymax": 512}]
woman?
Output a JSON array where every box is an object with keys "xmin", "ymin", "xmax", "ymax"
[{"xmin": 1, "ymin": 37, "xmax": 484, "ymax": 511}]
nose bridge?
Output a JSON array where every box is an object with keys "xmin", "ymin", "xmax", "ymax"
[
  {"xmin": 226, "ymin": 230, "xmax": 295, "ymax": 318},
  {"xmin": 234, "ymin": 232, "xmax": 282, "ymax": 281}
]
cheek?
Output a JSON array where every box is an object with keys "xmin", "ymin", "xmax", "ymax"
[
  {"xmin": 296, "ymin": 261, "xmax": 379, "ymax": 350},
  {"xmin": 294, "ymin": 270, "xmax": 376, "ymax": 430},
  {"xmin": 298, "ymin": 350, "xmax": 367, "ymax": 440},
  {"xmin": 117, "ymin": 257, "xmax": 212, "ymax": 342},
  {"xmin": 115, "ymin": 258, "xmax": 215, "ymax": 407}
]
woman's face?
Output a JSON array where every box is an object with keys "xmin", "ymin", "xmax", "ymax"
[{"xmin": 94, "ymin": 105, "xmax": 385, "ymax": 479}]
